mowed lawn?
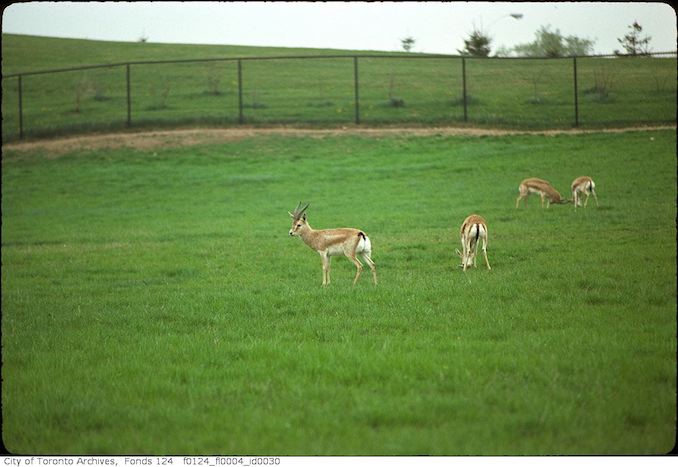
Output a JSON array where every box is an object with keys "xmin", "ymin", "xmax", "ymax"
[{"xmin": 1, "ymin": 130, "xmax": 676, "ymax": 455}]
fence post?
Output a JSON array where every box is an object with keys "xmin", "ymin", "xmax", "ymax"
[
  {"xmin": 237, "ymin": 59, "xmax": 244, "ymax": 124},
  {"xmin": 17, "ymin": 75, "xmax": 24, "ymax": 139},
  {"xmin": 353, "ymin": 56, "xmax": 360, "ymax": 124},
  {"xmin": 126, "ymin": 64, "xmax": 132, "ymax": 127},
  {"xmin": 462, "ymin": 57, "xmax": 468, "ymax": 122},
  {"xmin": 573, "ymin": 56, "xmax": 579, "ymax": 127}
]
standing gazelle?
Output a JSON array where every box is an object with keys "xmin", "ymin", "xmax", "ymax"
[
  {"xmin": 455, "ymin": 214, "xmax": 491, "ymax": 271},
  {"xmin": 571, "ymin": 176, "xmax": 598, "ymax": 210},
  {"xmin": 288, "ymin": 203, "xmax": 377, "ymax": 286},
  {"xmin": 516, "ymin": 178, "xmax": 570, "ymax": 208}
]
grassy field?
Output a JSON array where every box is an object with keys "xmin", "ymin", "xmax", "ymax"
[
  {"xmin": 1, "ymin": 129, "xmax": 676, "ymax": 455},
  {"xmin": 2, "ymin": 34, "xmax": 676, "ymax": 140}
]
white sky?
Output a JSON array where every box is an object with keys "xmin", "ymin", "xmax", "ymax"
[{"xmin": 1, "ymin": 1, "xmax": 676, "ymax": 55}]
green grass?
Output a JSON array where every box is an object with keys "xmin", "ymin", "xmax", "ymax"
[
  {"xmin": 2, "ymin": 34, "xmax": 676, "ymax": 140},
  {"xmin": 2, "ymin": 130, "xmax": 676, "ymax": 454}
]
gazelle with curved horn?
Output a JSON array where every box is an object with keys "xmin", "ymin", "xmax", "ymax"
[
  {"xmin": 455, "ymin": 214, "xmax": 491, "ymax": 271},
  {"xmin": 571, "ymin": 176, "xmax": 598, "ymax": 210},
  {"xmin": 288, "ymin": 203, "xmax": 377, "ymax": 286},
  {"xmin": 516, "ymin": 178, "xmax": 570, "ymax": 208}
]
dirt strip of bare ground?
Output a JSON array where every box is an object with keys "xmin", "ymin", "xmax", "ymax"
[{"xmin": 2, "ymin": 125, "xmax": 675, "ymax": 157}]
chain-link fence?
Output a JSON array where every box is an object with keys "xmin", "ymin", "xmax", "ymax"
[{"xmin": 2, "ymin": 52, "xmax": 676, "ymax": 141}]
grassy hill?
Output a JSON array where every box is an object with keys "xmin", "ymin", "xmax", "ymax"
[
  {"xmin": 1, "ymin": 33, "xmax": 397, "ymax": 74},
  {"xmin": 1, "ymin": 34, "xmax": 676, "ymax": 141}
]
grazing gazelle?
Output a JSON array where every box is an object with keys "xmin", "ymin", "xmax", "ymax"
[
  {"xmin": 571, "ymin": 176, "xmax": 599, "ymax": 210},
  {"xmin": 516, "ymin": 178, "xmax": 570, "ymax": 208},
  {"xmin": 288, "ymin": 203, "xmax": 377, "ymax": 286},
  {"xmin": 455, "ymin": 214, "xmax": 491, "ymax": 272}
]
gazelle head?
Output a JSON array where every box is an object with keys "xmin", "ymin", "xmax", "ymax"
[
  {"xmin": 455, "ymin": 248, "xmax": 474, "ymax": 268},
  {"xmin": 288, "ymin": 202, "xmax": 309, "ymax": 236}
]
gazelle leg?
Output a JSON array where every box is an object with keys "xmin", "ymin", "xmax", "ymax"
[
  {"xmin": 348, "ymin": 255, "xmax": 364, "ymax": 285},
  {"xmin": 320, "ymin": 253, "xmax": 330, "ymax": 286},
  {"xmin": 473, "ymin": 239, "xmax": 479, "ymax": 268},
  {"xmin": 326, "ymin": 256, "xmax": 332, "ymax": 285},
  {"xmin": 592, "ymin": 189, "xmax": 599, "ymax": 206},
  {"xmin": 584, "ymin": 193, "xmax": 590, "ymax": 208},
  {"xmin": 457, "ymin": 237, "xmax": 466, "ymax": 268},
  {"xmin": 361, "ymin": 252, "xmax": 377, "ymax": 285},
  {"xmin": 462, "ymin": 239, "xmax": 470, "ymax": 271},
  {"xmin": 482, "ymin": 239, "xmax": 491, "ymax": 270},
  {"xmin": 516, "ymin": 193, "xmax": 528, "ymax": 208}
]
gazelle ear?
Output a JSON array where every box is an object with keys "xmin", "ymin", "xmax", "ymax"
[
  {"xmin": 288, "ymin": 211, "xmax": 294, "ymax": 218},
  {"xmin": 302, "ymin": 213, "xmax": 307, "ymax": 220},
  {"xmin": 455, "ymin": 249, "xmax": 462, "ymax": 257}
]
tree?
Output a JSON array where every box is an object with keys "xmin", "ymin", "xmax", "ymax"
[
  {"xmin": 565, "ymin": 36, "xmax": 595, "ymax": 57},
  {"xmin": 401, "ymin": 36, "xmax": 415, "ymax": 53},
  {"xmin": 513, "ymin": 25, "xmax": 595, "ymax": 57},
  {"xmin": 617, "ymin": 21, "xmax": 652, "ymax": 55},
  {"xmin": 458, "ymin": 27, "xmax": 492, "ymax": 57},
  {"xmin": 138, "ymin": 28, "xmax": 149, "ymax": 43}
]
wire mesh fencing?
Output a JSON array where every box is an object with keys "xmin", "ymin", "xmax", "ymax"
[{"xmin": 2, "ymin": 52, "xmax": 676, "ymax": 141}]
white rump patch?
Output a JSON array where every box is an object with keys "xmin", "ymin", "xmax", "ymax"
[
  {"xmin": 469, "ymin": 224, "xmax": 486, "ymax": 241},
  {"xmin": 357, "ymin": 235, "xmax": 371, "ymax": 255}
]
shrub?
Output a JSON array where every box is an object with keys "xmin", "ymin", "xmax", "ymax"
[
  {"xmin": 584, "ymin": 66, "xmax": 614, "ymax": 100},
  {"xmin": 388, "ymin": 97, "xmax": 405, "ymax": 107}
]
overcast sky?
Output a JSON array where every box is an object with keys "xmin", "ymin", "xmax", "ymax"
[{"xmin": 1, "ymin": 2, "xmax": 676, "ymax": 55}]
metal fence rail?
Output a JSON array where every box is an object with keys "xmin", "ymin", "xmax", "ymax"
[{"xmin": 2, "ymin": 51, "xmax": 676, "ymax": 141}]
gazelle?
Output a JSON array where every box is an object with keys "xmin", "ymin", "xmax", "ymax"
[
  {"xmin": 571, "ymin": 176, "xmax": 598, "ymax": 210},
  {"xmin": 288, "ymin": 203, "xmax": 377, "ymax": 286},
  {"xmin": 455, "ymin": 214, "xmax": 491, "ymax": 272},
  {"xmin": 516, "ymin": 178, "xmax": 570, "ymax": 208}
]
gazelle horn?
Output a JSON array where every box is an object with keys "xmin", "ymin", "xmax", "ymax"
[{"xmin": 290, "ymin": 202, "xmax": 309, "ymax": 221}]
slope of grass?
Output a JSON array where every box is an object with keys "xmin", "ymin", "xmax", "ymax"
[
  {"xmin": 2, "ymin": 130, "xmax": 676, "ymax": 454},
  {"xmin": 1, "ymin": 33, "xmax": 391, "ymax": 74}
]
